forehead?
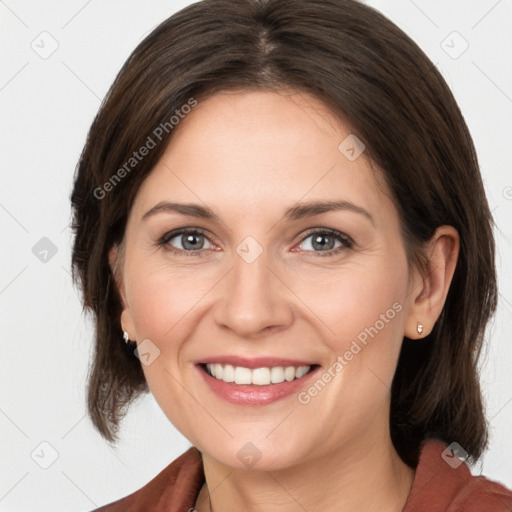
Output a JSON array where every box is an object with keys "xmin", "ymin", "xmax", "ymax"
[
  {"xmin": 169, "ymin": 89, "xmax": 352, "ymax": 164},
  {"xmin": 131, "ymin": 90, "xmax": 395, "ymax": 225}
]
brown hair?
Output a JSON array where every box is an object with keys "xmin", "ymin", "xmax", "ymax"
[{"xmin": 70, "ymin": 0, "xmax": 497, "ymax": 467}]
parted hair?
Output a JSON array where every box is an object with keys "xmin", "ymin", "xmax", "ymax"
[{"xmin": 70, "ymin": 0, "xmax": 497, "ymax": 467}]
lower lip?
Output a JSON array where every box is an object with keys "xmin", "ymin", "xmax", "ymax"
[{"xmin": 197, "ymin": 364, "xmax": 320, "ymax": 406}]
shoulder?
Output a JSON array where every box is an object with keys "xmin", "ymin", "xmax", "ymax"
[
  {"xmin": 91, "ymin": 446, "xmax": 204, "ymax": 512},
  {"xmin": 403, "ymin": 439, "xmax": 512, "ymax": 512}
]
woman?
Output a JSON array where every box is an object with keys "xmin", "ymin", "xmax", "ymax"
[{"xmin": 71, "ymin": 0, "xmax": 512, "ymax": 510}]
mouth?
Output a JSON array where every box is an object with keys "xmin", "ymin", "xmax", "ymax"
[
  {"xmin": 200, "ymin": 362, "xmax": 318, "ymax": 385},
  {"xmin": 195, "ymin": 359, "xmax": 321, "ymax": 406}
]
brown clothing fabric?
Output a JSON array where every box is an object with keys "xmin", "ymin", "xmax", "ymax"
[{"xmin": 93, "ymin": 439, "xmax": 512, "ymax": 511}]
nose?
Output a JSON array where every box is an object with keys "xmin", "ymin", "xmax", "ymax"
[{"xmin": 213, "ymin": 246, "xmax": 294, "ymax": 338}]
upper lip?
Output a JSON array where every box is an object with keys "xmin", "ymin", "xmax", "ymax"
[{"xmin": 196, "ymin": 355, "xmax": 318, "ymax": 369}]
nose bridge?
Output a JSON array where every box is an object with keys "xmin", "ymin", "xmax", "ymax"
[{"xmin": 214, "ymin": 237, "xmax": 293, "ymax": 336}]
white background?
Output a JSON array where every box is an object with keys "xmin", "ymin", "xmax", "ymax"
[{"xmin": 0, "ymin": 1, "xmax": 511, "ymax": 510}]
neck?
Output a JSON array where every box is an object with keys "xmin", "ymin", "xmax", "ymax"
[{"xmin": 195, "ymin": 429, "xmax": 415, "ymax": 512}]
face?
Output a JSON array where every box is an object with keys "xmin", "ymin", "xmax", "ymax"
[{"xmin": 115, "ymin": 90, "xmax": 417, "ymax": 471}]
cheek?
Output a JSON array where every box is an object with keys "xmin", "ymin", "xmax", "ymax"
[
  {"xmin": 289, "ymin": 262, "xmax": 407, "ymax": 432},
  {"xmin": 125, "ymin": 258, "xmax": 217, "ymax": 341},
  {"xmin": 124, "ymin": 262, "xmax": 213, "ymax": 432},
  {"xmin": 303, "ymin": 258, "xmax": 405, "ymax": 329},
  {"xmin": 297, "ymin": 255, "xmax": 408, "ymax": 378}
]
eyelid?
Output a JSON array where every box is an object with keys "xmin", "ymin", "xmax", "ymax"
[
  {"xmin": 160, "ymin": 227, "xmax": 212, "ymax": 244},
  {"xmin": 158, "ymin": 227, "xmax": 218, "ymax": 257},
  {"xmin": 294, "ymin": 228, "xmax": 354, "ymax": 255},
  {"xmin": 296, "ymin": 228, "xmax": 353, "ymax": 245}
]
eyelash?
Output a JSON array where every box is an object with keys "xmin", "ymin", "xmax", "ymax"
[
  {"xmin": 296, "ymin": 228, "xmax": 354, "ymax": 256},
  {"xmin": 157, "ymin": 227, "xmax": 354, "ymax": 258}
]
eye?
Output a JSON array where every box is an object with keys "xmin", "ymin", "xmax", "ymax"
[
  {"xmin": 159, "ymin": 228, "xmax": 214, "ymax": 256},
  {"xmin": 296, "ymin": 229, "xmax": 353, "ymax": 257},
  {"xmin": 157, "ymin": 227, "xmax": 353, "ymax": 258}
]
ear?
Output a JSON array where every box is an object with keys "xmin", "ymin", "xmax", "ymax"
[
  {"xmin": 404, "ymin": 225, "xmax": 459, "ymax": 339},
  {"xmin": 109, "ymin": 244, "xmax": 137, "ymax": 340}
]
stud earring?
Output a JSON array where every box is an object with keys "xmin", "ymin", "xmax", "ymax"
[
  {"xmin": 123, "ymin": 331, "xmax": 130, "ymax": 344},
  {"xmin": 417, "ymin": 322, "xmax": 424, "ymax": 335}
]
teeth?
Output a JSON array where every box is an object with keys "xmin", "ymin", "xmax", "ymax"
[
  {"xmin": 284, "ymin": 366, "xmax": 296, "ymax": 381},
  {"xmin": 234, "ymin": 366, "xmax": 252, "ymax": 385},
  {"xmin": 295, "ymin": 366, "xmax": 310, "ymax": 379},
  {"xmin": 222, "ymin": 364, "xmax": 235, "ymax": 382},
  {"xmin": 214, "ymin": 363, "xmax": 223, "ymax": 380},
  {"xmin": 205, "ymin": 364, "xmax": 312, "ymax": 385}
]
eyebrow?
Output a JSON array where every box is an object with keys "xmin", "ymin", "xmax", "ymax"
[
  {"xmin": 142, "ymin": 200, "xmax": 375, "ymax": 226},
  {"xmin": 284, "ymin": 200, "xmax": 375, "ymax": 226}
]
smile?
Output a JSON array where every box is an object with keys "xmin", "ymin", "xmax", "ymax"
[
  {"xmin": 205, "ymin": 363, "xmax": 312, "ymax": 385},
  {"xmin": 196, "ymin": 357, "xmax": 320, "ymax": 406}
]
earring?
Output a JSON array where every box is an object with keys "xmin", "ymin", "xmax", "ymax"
[
  {"xmin": 122, "ymin": 331, "xmax": 136, "ymax": 353},
  {"xmin": 417, "ymin": 322, "xmax": 424, "ymax": 335}
]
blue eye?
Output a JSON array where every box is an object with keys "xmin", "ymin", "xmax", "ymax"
[
  {"xmin": 159, "ymin": 228, "xmax": 213, "ymax": 257},
  {"xmin": 158, "ymin": 227, "xmax": 353, "ymax": 258},
  {"xmin": 297, "ymin": 229, "xmax": 353, "ymax": 257}
]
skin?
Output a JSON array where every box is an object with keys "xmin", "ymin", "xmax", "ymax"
[{"xmin": 110, "ymin": 90, "xmax": 459, "ymax": 512}]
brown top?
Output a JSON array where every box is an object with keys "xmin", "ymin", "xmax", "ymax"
[{"xmin": 93, "ymin": 439, "xmax": 512, "ymax": 511}]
